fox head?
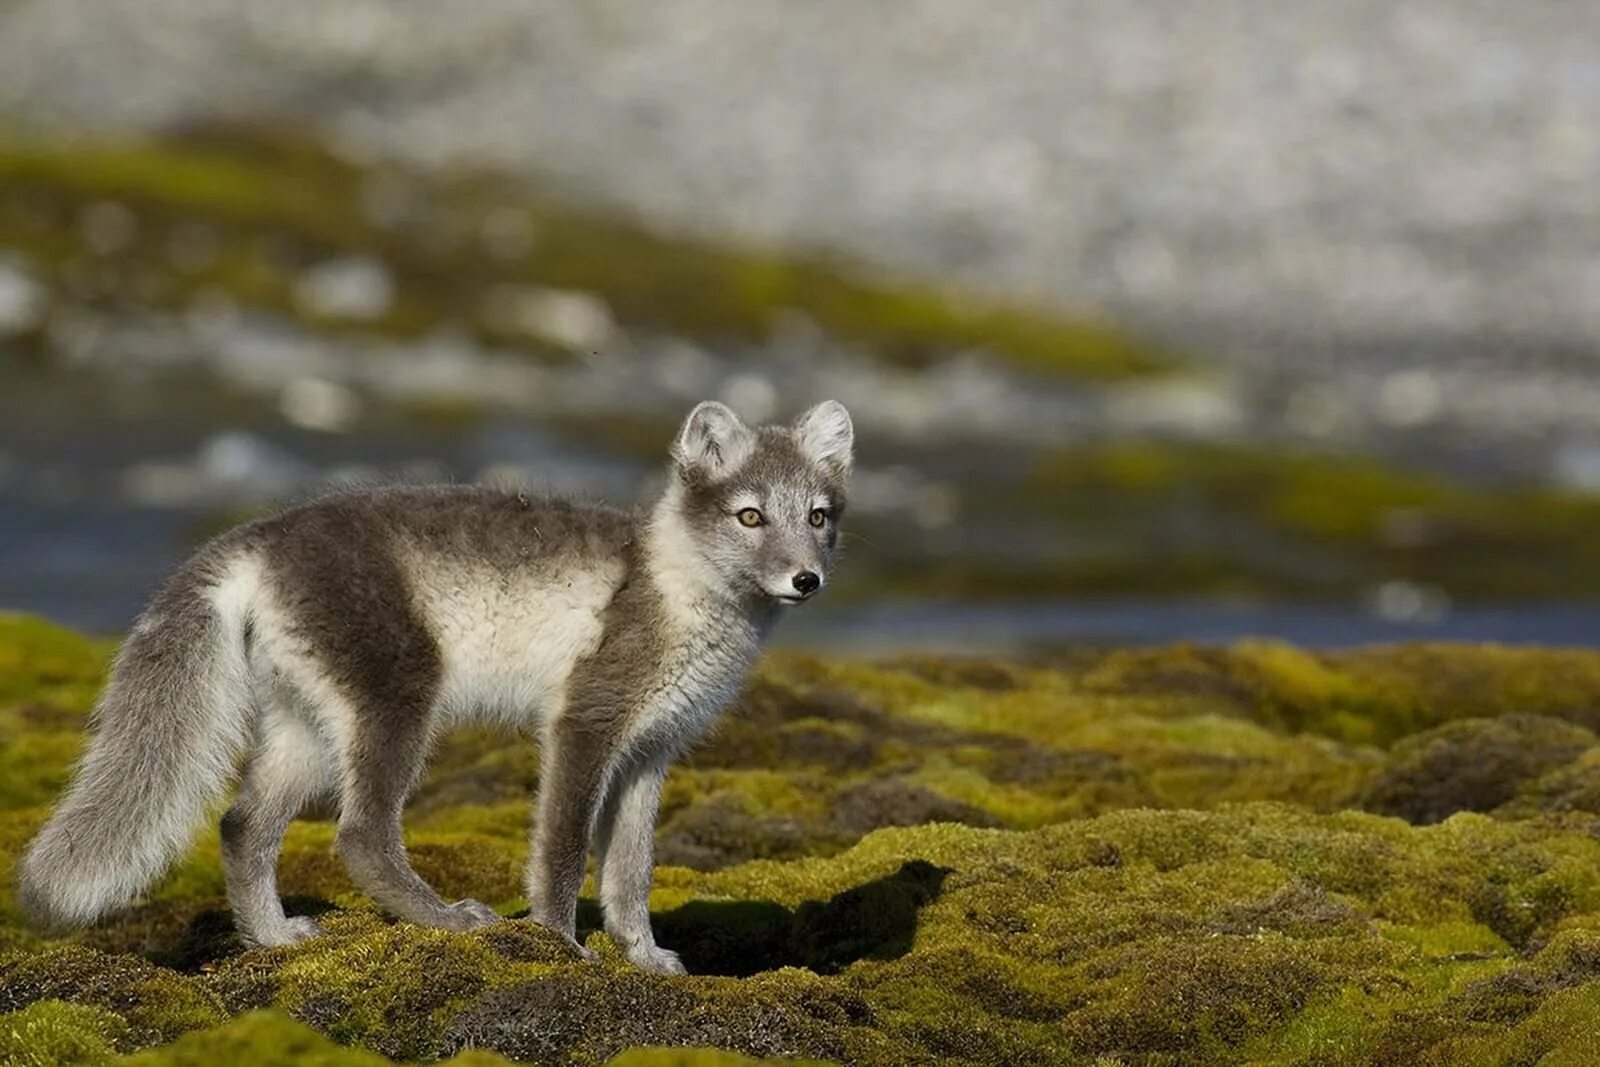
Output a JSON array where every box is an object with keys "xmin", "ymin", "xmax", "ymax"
[{"xmin": 658, "ymin": 400, "xmax": 853, "ymax": 605}]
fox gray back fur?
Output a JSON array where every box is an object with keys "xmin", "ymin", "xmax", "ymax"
[{"xmin": 18, "ymin": 400, "xmax": 853, "ymax": 973}]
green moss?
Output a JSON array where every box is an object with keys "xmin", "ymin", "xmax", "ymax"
[
  {"xmin": 0, "ymin": 947, "xmax": 224, "ymax": 1048},
  {"xmin": 0, "ymin": 140, "xmax": 302, "ymax": 225},
  {"xmin": 0, "ymin": 732, "xmax": 84, "ymax": 811},
  {"xmin": 437, "ymin": 965, "xmax": 892, "ymax": 1065},
  {"xmin": 10, "ymin": 620, "xmax": 1600, "ymax": 1064},
  {"xmin": 114, "ymin": 1010, "xmax": 516, "ymax": 1065},
  {"xmin": 0, "ymin": 614, "xmax": 109, "ymax": 718},
  {"xmin": 1078, "ymin": 640, "xmax": 1600, "ymax": 745},
  {"xmin": 0, "ymin": 1000, "xmax": 129, "ymax": 1066},
  {"xmin": 1063, "ymin": 932, "xmax": 1330, "ymax": 1055},
  {"xmin": 4, "ymin": 804, "xmax": 1600, "ymax": 1066},
  {"xmin": 206, "ymin": 921, "xmax": 562, "ymax": 1060},
  {"xmin": 1503, "ymin": 748, "xmax": 1600, "ymax": 817}
]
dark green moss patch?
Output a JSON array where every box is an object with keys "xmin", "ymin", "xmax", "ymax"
[
  {"xmin": 78, "ymin": 902, "xmax": 244, "ymax": 973},
  {"xmin": 0, "ymin": 946, "xmax": 224, "ymax": 1049},
  {"xmin": 1064, "ymin": 933, "xmax": 1329, "ymax": 1055},
  {"xmin": 438, "ymin": 968, "xmax": 879, "ymax": 1066},
  {"xmin": 1362, "ymin": 715, "xmax": 1596, "ymax": 824},
  {"xmin": 1211, "ymin": 878, "xmax": 1367, "ymax": 939},
  {"xmin": 829, "ymin": 780, "xmax": 1000, "ymax": 836},
  {"xmin": 656, "ymin": 787, "xmax": 832, "ymax": 870}
]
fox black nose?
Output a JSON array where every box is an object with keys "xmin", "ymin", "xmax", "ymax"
[{"xmin": 792, "ymin": 571, "xmax": 821, "ymax": 596}]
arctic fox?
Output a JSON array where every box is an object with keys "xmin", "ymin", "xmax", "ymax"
[{"xmin": 18, "ymin": 400, "xmax": 852, "ymax": 974}]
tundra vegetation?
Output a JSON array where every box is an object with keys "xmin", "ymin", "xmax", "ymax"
[{"xmin": 6, "ymin": 613, "xmax": 1600, "ymax": 1064}]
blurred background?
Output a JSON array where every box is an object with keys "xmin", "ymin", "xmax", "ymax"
[{"xmin": 1, "ymin": 1, "xmax": 1599, "ymax": 651}]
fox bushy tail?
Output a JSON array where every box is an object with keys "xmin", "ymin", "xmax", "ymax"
[{"xmin": 17, "ymin": 554, "xmax": 259, "ymax": 928}]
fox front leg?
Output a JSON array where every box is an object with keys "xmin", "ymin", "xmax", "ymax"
[
  {"xmin": 595, "ymin": 758, "xmax": 683, "ymax": 974},
  {"xmin": 525, "ymin": 719, "xmax": 608, "ymax": 959}
]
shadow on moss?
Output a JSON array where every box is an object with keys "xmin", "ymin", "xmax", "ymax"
[{"xmin": 654, "ymin": 860, "xmax": 950, "ymax": 978}]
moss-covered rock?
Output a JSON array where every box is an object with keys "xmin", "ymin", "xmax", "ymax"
[{"xmin": 1362, "ymin": 715, "xmax": 1597, "ymax": 824}]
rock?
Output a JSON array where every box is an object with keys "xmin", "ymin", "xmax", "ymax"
[
  {"xmin": 278, "ymin": 377, "xmax": 362, "ymax": 433},
  {"xmin": 481, "ymin": 285, "xmax": 615, "ymax": 351},
  {"xmin": 292, "ymin": 257, "xmax": 394, "ymax": 321},
  {"xmin": 0, "ymin": 259, "xmax": 47, "ymax": 335}
]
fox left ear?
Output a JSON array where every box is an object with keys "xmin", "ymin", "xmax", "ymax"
[{"xmin": 793, "ymin": 400, "xmax": 853, "ymax": 475}]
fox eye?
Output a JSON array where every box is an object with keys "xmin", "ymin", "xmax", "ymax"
[
  {"xmin": 736, "ymin": 507, "xmax": 765, "ymax": 528},
  {"xmin": 809, "ymin": 508, "xmax": 828, "ymax": 528}
]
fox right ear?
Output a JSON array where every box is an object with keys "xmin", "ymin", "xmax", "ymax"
[{"xmin": 672, "ymin": 401, "xmax": 754, "ymax": 479}]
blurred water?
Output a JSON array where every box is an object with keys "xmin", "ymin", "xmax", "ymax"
[
  {"xmin": 10, "ymin": 505, "xmax": 1596, "ymax": 652},
  {"xmin": 780, "ymin": 599, "xmax": 1600, "ymax": 655},
  {"xmin": 6, "ymin": 451, "xmax": 1596, "ymax": 652},
  {"xmin": 5, "ymin": 352, "xmax": 1600, "ymax": 649}
]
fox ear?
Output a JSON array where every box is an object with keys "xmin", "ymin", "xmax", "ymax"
[
  {"xmin": 793, "ymin": 400, "xmax": 853, "ymax": 475},
  {"xmin": 673, "ymin": 401, "xmax": 754, "ymax": 478}
]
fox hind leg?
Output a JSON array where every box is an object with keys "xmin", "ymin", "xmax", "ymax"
[
  {"xmin": 221, "ymin": 706, "xmax": 335, "ymax": 947},
  {"xmin": 333, "ymin": 700, "xmax": 500, "ymax": 932}
]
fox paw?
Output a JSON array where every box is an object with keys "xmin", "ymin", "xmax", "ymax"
[
  {"xmin": 627, "ymin": 944, "xmax": 686, "ymax": 975},
  {"xmin": 248, "ymin": 915, "xmax": 325, "ymax": 948},
  {"xmin": 283, "ymin": 916, "xmax": 326, "ymax": 943},
  {"xmin": 444, "ymin": 899, "xmax": 502, "ymax": 930}
]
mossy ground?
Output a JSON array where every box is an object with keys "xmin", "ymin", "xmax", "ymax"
[{"xmin": 6, "ymin": 611, "xmax": 1600, "ymax": 1064}]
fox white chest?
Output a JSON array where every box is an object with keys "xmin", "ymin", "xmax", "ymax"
[{"xmin": 405, "ymin": 553, "xmax": 625, "ymax": 727}]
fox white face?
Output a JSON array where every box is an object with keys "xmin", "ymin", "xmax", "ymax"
[{"xmin": 669, "ymin": 399, "xmax": 852, "ymax": 604}]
